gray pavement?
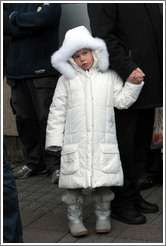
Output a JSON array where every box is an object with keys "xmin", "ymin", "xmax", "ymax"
[{"xmin": 15, "ymin": 172, "xmax": 163, "ymax": 244}]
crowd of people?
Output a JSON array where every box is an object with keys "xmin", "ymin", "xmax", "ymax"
[{"xmin": 3, "ymin": 3, "xmax": 163, "ymax": 242}]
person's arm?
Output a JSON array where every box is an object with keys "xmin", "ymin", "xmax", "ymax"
[
  {"xmin": 111, "ymin": 70, "xmax": 144, "ymax": 109},
  {"xmin": 9, "ymin": 3, "xmax": 61, "ymax": 37},
  {"xmin": 10, "ymin": 3, "xmax": 61, "ymax": 29},
  {"xmin": 45, "ymin": 76, "xmax": 68, "ymax": 151},
  {"xmin": 88, "ymin": 3, "xmax": 140, "ymax": 81}
]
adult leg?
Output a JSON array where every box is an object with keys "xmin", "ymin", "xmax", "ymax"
[
  {"xmin": 3, "ymin": 144, "xmax": 23, "ymax": 243},
  {"xmin": 111, "ymin": 108, "xmax": 158, "ymax": 224},
  {"xmin": 28, "ymin": 76, "xmax": 61, "ymax": 174},
  {"xmin": 112, "ymin": 109, "xmax": 139, "ymax": 199},
  {"xmin": 133, "ymin": 109, "xmax": 155, "ymax": 187},
  {"xmin": 132, "ymin": 109, "xmax": 159, "ymax": 212},
  {"xmin": 138, "ymin": 148, "xmax": 163, "ymax": 190},
  {"xmin": 146, "ymin": 148, "xmax": 163, "ymax": 180},
  {"xmin": 114, "ymin": 108, "xmax": 155, "ymax": 194},
  {"xmin": 8, "ymin": 78, "xmax": 44, "ymax": 173},
  {"xmin": 111, "ymin": 108, "xmax": 146, "ymax": 224}
]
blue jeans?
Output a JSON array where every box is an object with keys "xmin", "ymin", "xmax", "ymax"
[{"xmin": 3, "ymin": 144, "xmax": 23, "ymax": 243}]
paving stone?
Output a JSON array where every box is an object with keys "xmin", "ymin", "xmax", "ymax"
[
  {"xmin": 119, "ymin": 224, "xmax": 163, "ymax": 242},
  {"xmin": 20, "ymin": 211, "xmax": 41, "ymax": 228},
  {"xmin": 26, "ymin": 179, "xmax": 51, "ymax": 194},
  {"xmin": 57, "ymin": 233, "xmax": 78, "ymax": 243},
  {"xmin": 145, "ymin": 211, "xmax": 162, "ymax": 224},
  {"xmin": 92, "ymin": 234, "xmax": 115, "ymax": 243},
  {"xmin": 107, "ymin": 218, "xmax": 130, "ymax": 238},
  {"xmin": 27, "ymin": 212, "xmax": 69, "ymax": 233},
  {"xmin": 76, "ymin": 234, "xmax": 100, "ymax": 243},
  {"xmin": 111, "ymin": 238, "xmax": 131, "ymax": 243},
  {"xmin": 129, "ymin": 239, "xmax": 148, "ymax": 243},
  {"xmin": 24, "ymin": 200, "xmax": 47, "ymax": 211},
  {"xmin": 16, "ymin": 175, "xmax": 46, "ymax": 191},
  {"xmin": 23, "ymin": 228, "xmax": 65, "ymax": 243},
  {"xmin": 19, "ymin": 192, "xmax": 43, "ymax": 202},
  {"xmin": 18, "ymin": 200, "xmax": 33, "ymax": 210},
  {"xmin": 146, "ymin": 240, "xmax": 164, "ymax": 243},
  {"xmin": 156, "ymin": 196, "xmax": 163, "ymax": 207},
  {"xmin": 152, "ymin": 214, "xmax": 163, "ymax": 224}
]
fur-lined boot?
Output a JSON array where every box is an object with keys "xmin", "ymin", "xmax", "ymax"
[
  {"xmin": 92, "ymin": 188, "xmax": 115, "ymax": 233},
  {"xmin": 62, "ymin": 189, "xmax": 88, "ymax": 237}
]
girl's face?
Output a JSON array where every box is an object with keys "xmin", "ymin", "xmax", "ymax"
[{"xmin": 72, "ymin": 49, "xmax": 94, "ymax": 70}]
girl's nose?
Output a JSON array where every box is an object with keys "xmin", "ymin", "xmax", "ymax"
[{"xmin": 80, "ymin": 55, "xmax": 85, "ymax": 61}]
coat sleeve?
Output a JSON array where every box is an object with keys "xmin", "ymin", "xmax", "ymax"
[
  {"xmin": 112, "ymin": 70, "xmax": 144, "ymax": 109},
  {"xmin": 10, "ymin": 3, "xmax": 61, "ymax": 28},
  {"xmin": 45, "ymin": 76, "xmax": 68, "ymax": 151},
  {"xmin": 88, "ymin": 3, "xmax": 138, "ymax": 81},
  {"xmin": 9, "ymin": 3, "xmax": 61, "ymax": 37}
]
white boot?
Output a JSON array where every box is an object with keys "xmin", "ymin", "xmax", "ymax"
[
  {"xmin": 67, "ymin": 203, "xmax": 88, "ymax": 237},
  {"xmin": 95, "ymin": 200, "xmax": 111, "ymax": 233},
  {"xmin": 93, "ymin": 189, "xmax": 114, "ymax": 233},
  {"xmin": 62, "ymin": 192, "xmax": 88, "ymax": 237}
]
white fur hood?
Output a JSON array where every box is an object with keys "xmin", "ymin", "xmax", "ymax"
[{"xmin": 51, "ymin": 26, "xmax": 109, "ymax": 79}]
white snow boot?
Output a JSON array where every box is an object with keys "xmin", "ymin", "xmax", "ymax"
[
  {"xmin": 93, "ymin": 188, "xmax": 114, "ymax": 233},
  {"xmin": 62, "ymin": 190, "xmax": 88, "ymax": 237}
]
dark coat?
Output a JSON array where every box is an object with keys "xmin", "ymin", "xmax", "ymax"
[
  {"xmin": 5, "ymin": 3, "xmax": 61, "ymax": 79},
  {"xmin": 88, "ymin": 3, "xmax": 163, "ymax": 109}
]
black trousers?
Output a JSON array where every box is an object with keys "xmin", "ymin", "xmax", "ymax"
[
  {"xmin": 145, "ymin": 148, "xmax": 163, "ymax": 180},
  {"xmin": 7, "ymin": 76, "xmax": 60, "ymax": 172},
  {"xmin": 112, "ymin": 108, "xmax": 155, "ymax": 206}
]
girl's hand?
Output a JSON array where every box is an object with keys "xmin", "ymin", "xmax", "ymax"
[{"xmin": 127, "ymin": 68, "xmax": 145, "ymax": 84}]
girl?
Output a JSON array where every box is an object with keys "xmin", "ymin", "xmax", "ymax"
[{"xmin": 45, "ymin": 26, "xmax": 144, "ymax": 237}]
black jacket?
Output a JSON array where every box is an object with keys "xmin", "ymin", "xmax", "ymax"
[
  {"xmin": 6, "ymin": 3, "xmax": 61, "ymax": 79},
  {"xmin": 88, "ymin": 3, "xmax": 163, "ymax": 109}
]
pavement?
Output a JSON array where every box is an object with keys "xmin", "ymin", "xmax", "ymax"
[{"xmin": 15, "ymin": 170, "xmax": 164, "ymax": 245}]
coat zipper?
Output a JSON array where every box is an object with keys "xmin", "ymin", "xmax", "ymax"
[{"xmin": 89, "ymin": 73, "xmax": 94, "ymax": 186}]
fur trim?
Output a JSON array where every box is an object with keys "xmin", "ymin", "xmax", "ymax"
[
  {"xmin": 92, "ymin": 190, "xmax": 115, "ymax": 202},
  {"xmin": 62, "ymin": 194, "xmax": 84, "ymax": 205},
  {"xmin": 51, "ymin": 26, "xmax": 109, "ymax": 79}
]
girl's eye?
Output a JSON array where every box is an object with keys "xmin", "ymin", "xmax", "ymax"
[{"xmin": 74, "ymin": 55, "xmax": 79, "ymax": 59}]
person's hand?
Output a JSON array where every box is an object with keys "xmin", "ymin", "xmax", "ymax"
[
  {"xmin": 132, "ymin": 68, "xmax": 145, "ymax": 81},
  {"xmin": 127, "ymin": 68, "xmax": 145, "ymax": 84}
]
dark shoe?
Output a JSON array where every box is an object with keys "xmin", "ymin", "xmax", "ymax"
[
  {"xmin": 134, "ymin": 197, "xmax": 159, "ymax": 213},
  {"xmin": 51, "ymin": 169, "xmax": 60, "ymax": 184},
  {"xmin": 14, "ymin": 165, "xmax": 47, "ymax": 179},
  {"xmin": 111, "ymin": 207, "xmax": 146, "ymax": 224},
  {"xmin": 14, "ymin": 165, "xmax": 34, "ymax": 179}
]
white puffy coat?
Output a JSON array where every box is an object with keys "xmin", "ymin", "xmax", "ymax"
[{"xmin": 45, "ymin": 26, "xmax": 144, "ymax": 189}]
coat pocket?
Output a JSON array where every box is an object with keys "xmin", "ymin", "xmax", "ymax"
[
  {"xmin": 61, "ymin": 144, "xmax": 79, "ymax": 175},
  {"xmin": 33, "ymin": 75, "xmax": 59, "ymax": 88},
  {"xmin": 99, "ymin": 144, "xmax": 121, "ymax": 174}
]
